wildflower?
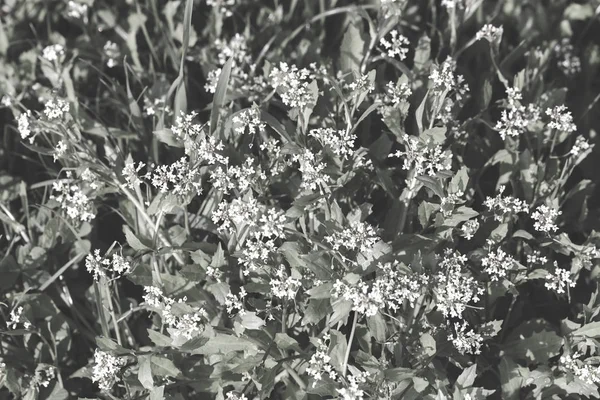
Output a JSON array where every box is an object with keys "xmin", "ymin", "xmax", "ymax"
[
  {"xmin": 226, "ymin": 393, "xmax": 249, "ymax": 400},
  {"xmin": 574, "ymin": 245, "xmax": 600, "ymax": 269},
  {"xmin": 531, "ymin": 204, "xmax": 561, "ymax": 233},
  {"xmin": 481, "ymin": 247, "xmax": 516, "ymax": 281},
  {"xmin": 476, "ymin": 24, "xmax": 503, "ymax": 43},
  {"xmin": 148, "ymin": 157, "xmax": 203, "ymax": 198},
  {"xmin": 122, "ymin": 161, "xmax": 145, "ymax": 189},
  {"xmin": 494, "ymin": 87, "xmax": 541, "ymax": 140},
  {"xmin": 382, "ymin": 81, "xmax": 412, "ymax": 106},
  {"xmin": 484, "ymin": 186, "xmax": 529, "ymax": 221},
  {"xmin": 461, "ymin": 220, "xmax": 479, "ymax": 240},
  {"xmin": 325, "ymin": 221, "xmax": 379, "ymax": 254},
  {"xmin": 17, "ymin": 111, "xmax": 34, "ymax": 143},
  {"xmin": 103, "ymin": 41, "xmax": 120, "ymax": 68},
  {"xmin": 256, "ymin": 208, "xmax": 287, "ymax": 239},
  {"xmin": 306, "ymin": 334, "xmax": 337, "ymax": 385},
  {"xmin": 526, "ymin": 250, "xmax": 547, "ymax": 266},
  {"xmin": 204, "ymin": 68, "xmax": 222, "ymax": 93},
  {"xmin": 554, "ymin": 38, "xmax": 581, "ymax": 76},
  {"xmin": 440, "ymin": 191, "xmax": 464, "ymax": 217},
  {"xmin": 33, "ymin": 364, "xmax": 56, "ymax": 388},
  {"xmin": 206, "ymin": 0, "xmax": 236, "ymax": 17},
  {"xmin": 66, "ymin": 1, "xmax": 88, "ymax": 20},
  {"xmin": 225, "ymin": 288, "xmax": 247, "ymax": 316},
  {"xmin": 53, "ymin": 140, "xmax": 68, "ymax": 162},
  {"xmin": 292, "ymin": 149, "xmax": 330, "ymax": 191},
  {"xmin": 270, "ymin": 62, "xmax": 316, "ymax": 110},
  {"xmin": 214, "ymin": 33, "xmax": 251, "ymax": 67},
  {"xmin": 270, "ymin": 266, "xmax": 301, "ymax": 300},
  {"xmin": 309, "ymin": 128, "xmax": 355, "ymax": 159},
  {"xmin": 211, "ymin": 195, "xmax": 262, "ymax": 235},
  {"xmin": 1, "ymin": 95, "xmax": 11, "ymax": 107},
  {"xmin": 44, "ymin": 98, "xmax": 70, "ymax": 120},
  {"xmin": 206, "ymin": 266, "xmax": 223, "ymax": 280},
  {"xmin": 450, "ymin": 321, "xmax": 483, "ymax": 355},
  {"xmin": 232, "ymin": 106, "xmax": 265, "ymax": 135},
  {"xmin": 85, "ymin": 250, "xmax": 131, "ymax": 280},
  {"xmin": 171, "ymin": 111, "xmax": 203, "ymax": 140},
  {"xmin": 210, "ymin": 158, "xmax": 266, "ymax": 195},
  {"xmin": 379, "ymin": 30, "xmax": 410, "ymax": 59},
  {"xmin": 337, "ymin": 372, "xmax": 369, "ymax": 400},
  {"xmin": 239, "ymin": 238, "xmax": 276, "ymax": 274},
  {"xmin": 570, "ymin": 136, "xmax": 591, "ymax": 156},
  {"xmin": 434, "ymin": 250, "xmax": 483, "ymax": 318},
  {"xmin": 92, "ymin": 349, "xmax": 126, "ymax": 391},
  {"xmin": 7, "ymin": 306, "xmax": 31, "ymax": 330},
  {"xmin": 347, "ymin": 73, "xmax": 374, "ymax": 94},
  {"xmin": 429, "ymin": 58, "xmax": 469, "ymax": 100},
  {"xmin": 545, "ymin": 263, "xmax": 575, "ymax": 294},
  {"xmin": 390, "ymin": 134, "xmax": 453, "ymax": 177},
  {"xmin": 51, "ymin": 180, "xmax": 96, "ymax": 223},
  {"xmin": 42, "ymin": 44, "xmax": 65, "ymax": 62},
  {"xmin": 560, "ymin": 353, "xmax": 600, "ymax": 385},
  {"xmin": 546, "ymin": 105, "xmax": 577, "ymax": 133}
]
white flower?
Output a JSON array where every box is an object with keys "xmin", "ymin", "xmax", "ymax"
[
  {"xmin": 309, "ymin": 128, "xmax": 355, "ymax": 159},
  {"xmin": 206, "ymin": 0, "xmax": 236, "ymax": 17},
  {"xmin": 42, "ymin": 44, "xmax": 65, "ymax": 62},
  {"xmin": 440, "ymin": 191, "xmax": 464, "ymax": 217},
  {"xmin": 461, "ymin": 220, "xmax": 479, "ymax": 240},
  {"xmin": 44, "ymin": 98, "xmax": 70, "ymax": 120},
  {"xmin": 204, "ymin": 68, "xmax": 222, "ymax": 93},
  {"xmin": 53, "ymin": 140, "xmax": 68, "ymax": 162},
  {"xmin": 484, "ymin": 186, "xmax": 529, "ymax": 221},
  {"xmin": 429, "ymin": 58, "xmax": 469, "ymax": 100},
  {"xmin": 122, "ymin": 161, "xmax": 145, "ymax": 189},
  {"xmin": 66, "ymin": 1, "xmax": 88, "ymax": 19},
  {"xmin": 390, "ymin": 134, "xmax": 453, "ymax": 177},
  {"xmin": 382, "ymin": 81, "xmax": 412, "ymax": 106},
  {"xmin": 17, "ymin": 111, "xmax": 33, "ymax": 142},
  {"xmin": 225, "ymin": 288, "xmax": 247, "ymax": 316},
  {"xmin": 226, "ymin": 393, "xmax": 249, "ymax": 400},
  {"xmin": 239, "ymin": 238, "xmax": 276, "ymax": 274},
  {"xmin": 494, "ymin": 87, "xmax": 541, "ymax": 140},
  {"xmin": 441, "ymin": 0, "xmax": 463, "ymax": 9},
  {"xmin": 270, "ymin": 266, "xmax": 301, "ymax": 300},
  {"xmin": 85, "ymin": 250, "xmax": 131, "ymax": 280},
  {"xmin": 232, "ymin": 106, "xmax": 265, "ymax": 135},
  {"xmin": 527, "ymin": 251, "xmax": 548, "ymax": 266},
  {"xmin": 546, "ymin": 105, "xmax": 576, "ymax": 133},
  {"xmin": 450, "ymin": 321, "xmax": 483, "ymax": 355},
  {"xmin": 210, "ymin": 157, "xmax": 266, "ymax": 195},
  {"xmin": 336, "ymin": 372, "xmax": 369, "ymax": 400},
  {"xmin": 51, "ymin": 180, "xmax": 96, "ymax": 223},
  {"xmin": 476, "ymin": 24, "xmax": 503, "ymax": 43},
  {"xmin": 148, "ymin": 157, "xmax": 203, "ymax": 197},
  {"xmin": 7, "ymin": 306, "xmax": 31, "ymax": 330},
  {"xmin": 325, "ymin": 221, "xmax": 379, "ymax": 254},
  {"xmin": 545, "ymin": 263, "xmax": 575, "ymax": 294},
  {"xmin": 570, "ymin": 136, "xmax": 591, "ymax": 156},
  {"xmin": 103, "ymin": 41, "xmax": 120, "ymax": 68},
  {"xmin": 560, "ymin": 353, "xmax": 600, "ymax": 385},
  {"xmin": 292, "ymin": 149, "xmax": 330, "ymax": 192},
  {"xmin": 92, "ymin": 350, "xmax": 126, "ymax": 391},
  {"xmin": 531, "ymin": 204, "xmax": 561, "ymax": 233},
  {"xmin": 33, "ymin": 364, "xmax": 56, "ymax": 388},
  {"xmin": 554, "ymin": 38, "xmax": 581, "ymax": 77},
  {"xmin": 306, "ymin": 334, "xmax": 337, "ymax": 385},
  {"xmin": 379, "ymin": 30, "xmax": 410, "ymax": 59},
  {"xmin": 481, "ymin": 247, "xmax": 515, "ymax": 281},
  {"xmin": 269, "ymin": 62, "xmax": 316, "ymax": 110}
]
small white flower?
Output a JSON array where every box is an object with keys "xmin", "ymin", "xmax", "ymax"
[
  {"xmin": 461, "ymin": 220, "xmax": 479, "ymax": 240},
  {"xmin": 450, "ymin": 321, "xmax": 483, "ymax": 355},
  {"xmin": 270, "ymin": 266, "xmax": 301, "ymax": 300},
  {"xmin": 92, "ymin": 349, "xmax": 126, "ymax": 391},
  {"xmin": 379, "ymin": 30, "xmax": 410, "ymax": 59},
  {"xmin": 66, "ymin": 1, "xmax": 88, "ymax": 19},
  {"xmin": 531, "ymin": 204, "xmax": 561, "ymax": 233},
  {"xmin": 42, "ymin": 44, "xmax": 65, "ymax": 62},
  {"xmin": 122, "ymin": 161, "xmax": 145, "ymax": 189},
  {"xmin": 481, "ymin": 247, "xmax": 515, "ymax": 281},
  {"xmin": 225, "ymin": 288, "xmax": 247, "ymax": 316},
  {"xmin": 309, "ymin": 127, "xmax": 355, "ymax": 160},
  {"xmin": 232, "ymin": 106, "xmax": 265, "ymax": 135},
  {"xmin": 476, "ymin": 24, "xmax": 503, "ymax": 43},
  {"xmin": 7, "ymin": 306, "xmax": 31, "ymax": 330},
  {"xmin": 545, "ymin": 263, "xmax": 575, "ymax": 294},
  {"xmin": 570, "ymin": 136, "xmax": 591, "ymax": 156},
  {"xmin": 17, "ymin": 111, "xmax": 34, "ymax": 142},
  {"xmin": 103, "ymin": 41, "xmax": 120, "ymax": 68},
  {"xmin": 560, "ymin": 353, "xmax": 600, "ymax": 385},
  {"xmin": 53, "ymin": 140, "xmax": 68, "ymax": 162},
  {"xmin": 546, "ymin": 105, "xmax": 576, "ymax": 133},
  {"xmin": 44, "ymin": 98, "xmax": 70, "ymax": 120},
  {"xmin": 325, "ymin": 221, "xmax": 379, "ymax": 254},
  {"xmin": 292, "ymin": 149, "xmax": 330, "ymax": 192},
  {"xmin": 269, "ymin": 62, "xmax": 316, "ymax": 110},
  {"xmin": 484, "ymin": 186, "xmax": 529, "ymax": 221},
  {"xmin": 51, "ymin": 180, "xmax": 96, "ymax": 223}
]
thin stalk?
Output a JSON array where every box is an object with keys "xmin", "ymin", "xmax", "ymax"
[
  {"xmin": 341, "ymin": 312, "xmax": 358, "ymax": 377},
  {"xmin": 101, "ymin": 277, "xmax": 122, "ymax": 346},
  {"xmin": 94, "ymin": 281, "xmax": 110, "ymax": 338}
]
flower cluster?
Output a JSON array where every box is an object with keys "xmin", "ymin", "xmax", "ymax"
[
  {"xmin": 390, "ymin": 134, "xmax": 453, "ymax": 177},
  {"xmin": 206, "ymin": 0, "xmax": 236, "ymax": 18},
  {"xmin": 122, "ymin": 161, "xmax": 145, "ymax": 189},
  {"xmin": 143, "ymin": 287, "xmax": 208, "ymax": 341},
  {"xmin": 381, "ymin": 81, "xmax": 412, "ymax": 107},
  {"xmin": 429, "ymin": 58, "xmax": 469, "ymax": 101},
  {"xmin": 171, "ymin": 111, "xmax": 203, "ymax": 140},
  {"xmin": 232, "ymin": 106, "xmax": 265, "ymax": 135},
  {"xmin": 85, "ymin": 249, "xmax": 131, "ymax": 281},
  {"xmin": 42, "ymin": 44, "xmax": 65, "ymax": 62},
  {"xmin": 51, "ymin": 180, "xmax": 96, "ymax": 223},
  {"xmin": 560, "ymin": 353, "xmax": 600, "ymax": 385},
  {"xmin": 494, "ymin": 87, "xmax": 541, "ymax": 140},
  {"xmin": 379, "ymin": 30, "xmax": 410, "ymax": 59},
  {"xmin": 103, "ymin": 41, "xmax": 120, "ymax": 68},
  {"xmin": 292, "ymin": 149, "xmax": 330, "ymax": 191},
  {"xmin": 147, "ymin": 157, "xmax": 203, "ymax": 198},
  {"xmin": 66, "ymin": 1, "xmax": 88, "ymax": 20},
  {"xmin": 461, "ymin": 220, "xmax": 480, "ymax": 240},
  {"xmin": 337, "ymin": 372, "xmax": 370, "ymax": 400},
  {"xmin": 44, "ymin": 98, "xmax": 70, "ymax": 120},
  {"xmin": 570, "ymin": 136, "xmax": 591, "ymax": 156},
  {"xmin": 17, "ymin": 111, "xmax": 34, "ymax": 143},
  {"xmin": 554, "ymin": 38, "xmax": 581, "ymax": 76},
  {"xmin": 484, "ymin": 186, "xmax": 529, "ymax": 221},
  {"xmin": 434, "ymin": 250, "xmax": 484, "ymax": 318},
  {"xmin": 210, "ymin": 157, "xmax": 266, "ymax": 195},
  {"xmin": 225, "ymin": 288, "xmax": 247, "ymax": 316},
  {"xmin": 476, "ymin": 24, "xmax": 503, "ymax": 43},
  {"xmin": 325, "ymin": 221, "xmax": 379, "ymax": 254},
  {"xmin": 546, "ymin": 105, "xmax": 576, "ymax": 133},
  {"xmin": 92, "ymin": 350, "xmax": 126, "ymax": 391},
  {"xmin": 32, "ymin": 364, "xmax": 56, "ymax": 389},
  {"xmin": 270, "ymin": 266, "xmax": 302, "ymax": 300},
  {"xmin": 309, "ymin": 128, "xmax": 355, "ymax": 159},
  {"xmin": 545, "ymin": 264, "xmax": 575, "ymax": 294},
  {"xmin": 531, "ymin": 204, "xmax": 561, "ymax": 233},
  {"xmin": 481, "ymin": 246, "xmax": 516, "ymax": 281},
  {"xmin": 306, "ymin": 334, "xmax": 337, "ymax": 385},
  {"xmin": 7, "ymin": 306, "xmax": 31, "ymax": 330},
  {"xmin": 450, "ymin": 321, "xmax": 484, "ymax": 355},
  {"xmin": 440, "ymin": 191, "xmax": 464, "ymax": 217},
  {"xmin": 270, "ymin": 62, "xmax": 316, "ymax": 109}
]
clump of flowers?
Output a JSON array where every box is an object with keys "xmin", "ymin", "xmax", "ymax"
[
  {"xmin": 147, "ymin": 157, "xmax": 203, "ymax": 198},
  {"xmin": 337, "ymin": 372, "xmax": 370, "ymax": 400},
  {"xmin": 206, "ymin": 0, "xmax": 236, "ymax": 18},
  {"xmin": 476, "ymin": 24, "xmax": 503, "ymax": 43},
  {"xmin": 270, "ymin": 266, "xmax": 302, "ymax": 300},
  {"xmin": 560, "ymin": 353, "xmax": 600, "ymax": 385},
  {"xmin": 461, "ymin": 220, "xmax": 479, "ymax": 240},
  {"xmin": 66, "ymin": 1, "xmax": 88, "ymax": 20},
  {"xmin": 379, "ymin": 30, "xmax": 410, "ymax": 59},
  {"xmin": 531, "ymin": 204, "xmax": 561, "ymax": 233},
  {"xmin": 210, "ymin": 157, "xmax": 266, "ymax": 195},
  {"xmin": 494, "ymin": 87, "xmax": 541, "ymax": 140},
  {"xmin": 325, "ymin": 221, "xmax": 379, "ymax": 254},
  {"xmin": 434, "ymin": 250, "xmax": 484, "ymax": 318},
  {"xmin": 292, "ymin": 149, "xmax": 330, "ymax": 192},
  {"xmin": 554, "ymin": 38, "xmax": 581, "ymax": 76},
  {"xmin": 306, "ymin": 334, "xmax": 337, "ymax": 385},
  {"xmin": 32, "ymin": 364, "xmax": 56, "ymax": 389},
  {"xmin": 51, "ymin": 179, "xmax": 96, "ymax": 223},
  {"xmin": 481, "ymin": 246, "xmax": 516, "ymax": 281},
  {"xmin": 92, "ymin": 350, "xmax": 126, "ymax": 391},
  {"xmin": 545, "ymin": 263, "xmax": 575, "ymax": 294},
  {"xmin": 17, "ymin": 111, "xmax": 34, "ymax": 143},
  {"xmin": 43, "ymin": 98, "xmax": 70, "ymax": 120},
  {"xmin": 122, "ymin": 161, "xmax": 146, "ymax": 189},
  {"xmin": 570, "ymin": 136, "xmax": 591, "ymax": 156},
  {"xmin": 390, "ymin": 134, "xmax": 453, "ymax": 177},
  {"xmin": 103, "ymin": 41, "xmax": 120, "ymax": 68},
  {"xmin": 450, "ymin": 321, "xmax": 484, "ymax": 355},
  {"xmin": 546, "ymin": 105, "xmax": 577, "ymax": 133},
  {"xmin": 225, "ymin": 288, "xmax": 247, "ymax": 316},
  {"xmin": 429, "ymin": 58, "xmax": 469, "ymax": 101},
  {"xmin": 309, "ymin": 127, "xmax": 355, "ymax": 159},
  {"xmin": 85, "ymin": 249, "xmax": 131, "ymax": 281},
  {"xmin": 484, "ymin": 186, "xmax": 529, "ymax": 221},
  {"xmin": 42, "ymin": 44, "xmax": 65, "ymax": 62},
  {"xmin": 232, "ymin": 106, "xmax": 265, "ymax": 135},
  {"xmin": 270, "ymin": 62, "xmax": 316, "ymax": 110},
  {"xmin": 7, "ymin": 306, "xmax": 31, "ymax": 330},
  {"xmin": 381, "ymin": 81, "xmax": 412, "ymax": 107}
]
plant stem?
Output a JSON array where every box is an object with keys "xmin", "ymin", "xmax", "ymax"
[{"xmin": 341, "ymin": 312, "xmax": 357, "ymax": 377}]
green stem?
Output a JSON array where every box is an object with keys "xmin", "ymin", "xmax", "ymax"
[{"xmin": 341, "ymin": 312, "xmax": 358, "ymax": 377}]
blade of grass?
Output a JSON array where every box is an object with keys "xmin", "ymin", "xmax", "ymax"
[{"xmin": 210, "ymin": 57, "xmax": 234, "ymax": 135}]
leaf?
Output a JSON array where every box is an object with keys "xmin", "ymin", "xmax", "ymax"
[
  {"xmin": 416, "ymin": 175, "xmax": 445, "ymax": 198},
  {"xmin": 339, "ymin": 22, "xmax": 366, "ymax": 73},
  {"xmin": 367, "ymin": 313, "xmax": 386, "ymax": 342},
  {"xmin": 307, "ymin": 282, "xmax": 333, "ymax": 299},
  {"xmin": 150, "ymin": 386, "xmax": 165, "ymax": 400},
  {"xmin": 240, "ymin": 311, "xmax": 266, "ymax": 330},
  {"xmin": 456, "ymin": 364, "xmax": 477, "ymax": 389},
  {"xmin": 210, "ymin": 57, "xmax": 234, "ymax": 135},
  {"xmin": 302, "ymin": 298, "xmax": 332, "ymax": 325},
  {"xmin": 123, "ymin": 225, "xmax": 151, "ymax": 251},
  {"xmin": 328, "ymin": 330, "xmax": 348, "ymax": 373},
  {"xmin": 96, "ymin": 336, "xmax": 132, "ymax": 355},
  {"xmin": 384, "ymin": 367, "xmax": 415, "ymax": 382},
  {"xmin": 138, "ymin": 355, "xmax": 154, "ymax": 389},
  {"xmin": 329, "ymin": 299, "xmax": 353, "ymax": 326},
  {"xmin": 178, "ymin": 335, "xmax": 211, "ymax": 352},
  {"xmin": 147, "ymin": 329, "xmax": 172, "ymax": 347},
  {"xmin": 189, "ymin": 334, "xmax": 259, "ymax": 355},
  {"xmin": 150, "ymin": 355, "xmax": 181, "ymax": 378},
  {"xmin": 275, "ymin": 333, "xmax": 301, "ymax": 352},
  {"xmin": 572, "ymin": 321, "xmax": 600, "ymax": 338},
  {"xmin": 501, "ymin": 319, "xmax": 563, "ymax": 364}
]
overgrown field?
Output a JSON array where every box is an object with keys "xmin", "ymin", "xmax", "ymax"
[{"xmin": 1, "ymin": 0, "xmax": 600, "ymax": 399}]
